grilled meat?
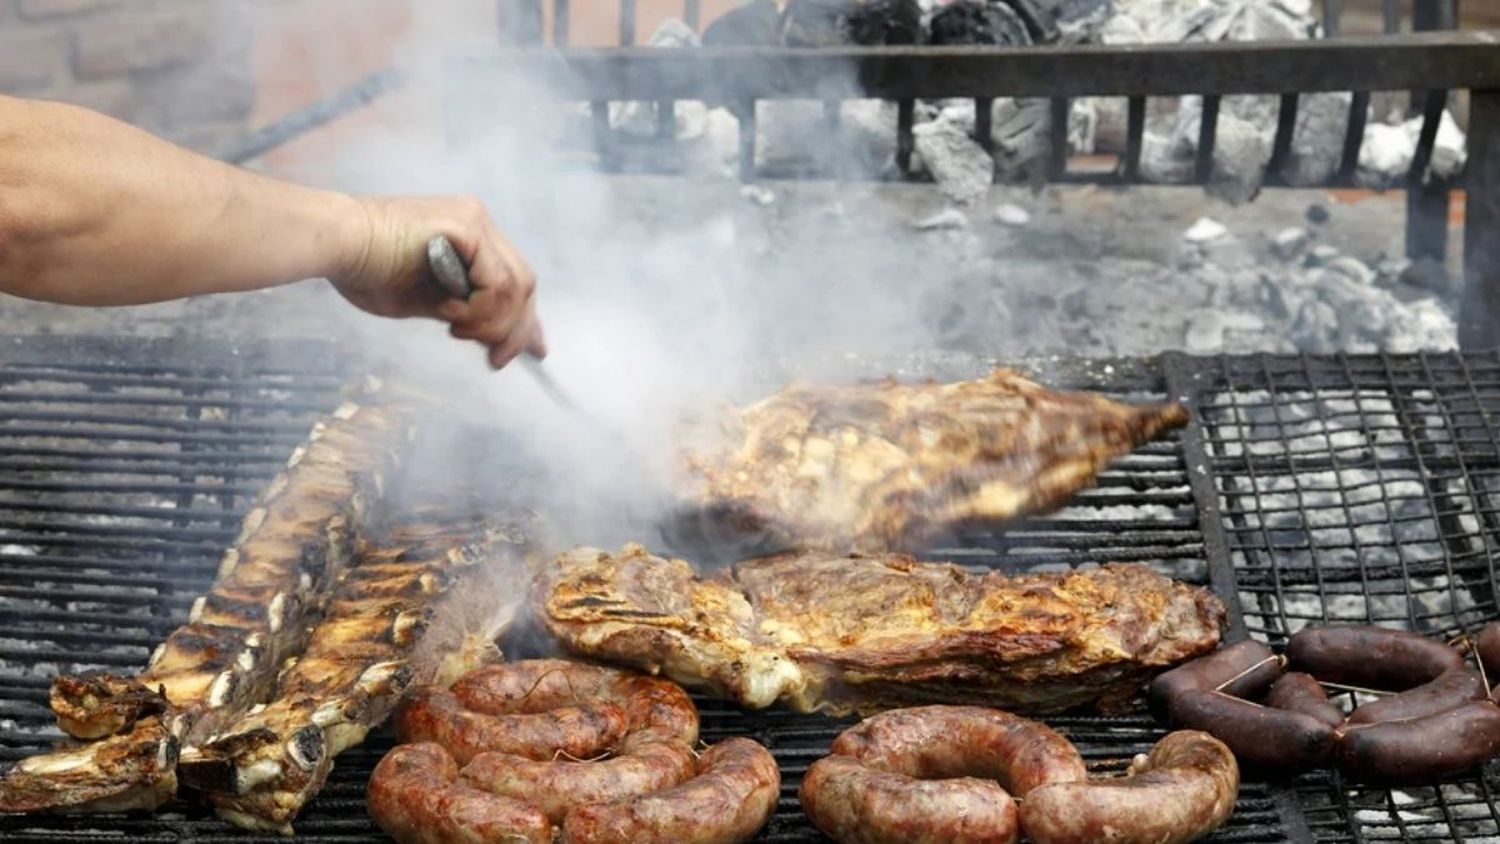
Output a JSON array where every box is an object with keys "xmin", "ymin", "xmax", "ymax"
[
  {"xmin": 675, "ymin": 368, "xmax": 1188, "ymax": 555},
  {"xmin": 541, "ymin": 544, "xmax": 1225, "ymax": 715},
  {"xmin": 0, "ymin": 380, "xmax": 416, "ymax": 814},
  {"xmin": 178, "ymin": 514, "xmax": 531, "ymax": 834}
]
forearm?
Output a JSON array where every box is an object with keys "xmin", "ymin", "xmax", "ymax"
[{"xmin": 0, "ymin": 95, "xmax": 367, "ymax": 306}]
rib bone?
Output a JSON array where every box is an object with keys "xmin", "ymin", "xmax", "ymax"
[
  {"xmin": 177, "ymin": 513, "xmax": 531, "ymax": 833},
  {"xmin": 0, "ymin": 379, "xmax": 416, "ymax": 814}
]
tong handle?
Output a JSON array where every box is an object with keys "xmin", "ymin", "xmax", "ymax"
[{"xmin": 426, "ymin": 236, "xmax": 474, "ymax": 300}]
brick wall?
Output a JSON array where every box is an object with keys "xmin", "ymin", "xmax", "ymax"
[{"xmin": 0, "ymin": 0, "xmax": 254, "ymax": 152}]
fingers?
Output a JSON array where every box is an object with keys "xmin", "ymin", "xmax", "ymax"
[{"xmin": 433, "ymin": 204, "xmax": 545, "ymax": 369}]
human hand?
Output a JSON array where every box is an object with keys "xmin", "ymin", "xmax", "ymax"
[{"xmin": 330, "ymin": 194, "xmax": 546, "ymax": 369}]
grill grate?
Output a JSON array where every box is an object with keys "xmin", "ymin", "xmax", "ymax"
[{"xmin": 3, "ymin": 338, "xmax": 1499, "ymax": 842}]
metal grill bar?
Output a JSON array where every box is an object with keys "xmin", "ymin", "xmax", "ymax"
[{"xmin": 5, "ymin": 340, "xmax": 1500, "ymax": 842}]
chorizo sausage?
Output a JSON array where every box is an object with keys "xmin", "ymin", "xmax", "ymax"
[
  {"xmin": 451, "ymin": 659, "xmax": 699, "ymax": 746},
  {"xmin": 367, "ymin": 742, "xmax": 552, "ymax": 844},
  {"xmin": 1148, "ymin": 641, "xmax": 1282, "ymax": 720},
  {"xmin": 561, "ymin": 737, "xmax": 779, "ymax": 844},
  {"xmin": 1167, "ymin": 689, "xmax": 1336, "ymax": 771},
  {"xmin": 828, "ymin": 705, "xmax": 1087, "ymax": 796},
  {"xmin": 460, "ymin": 739, "xmax": 696, "ymax": 824},
  {"xmin": 1346, "ymin": 666, "xmax": 1486, "ymax": 726},
  {"xmin": 394, "ymin": 687, "xmax": 629, "ymax": 766},
  {"xmin": 1019, "ymin": 730, "xmax": 1239, "ymax": 844},
  {"xmin": 1475, "ymin": 622, "xmax": 1500, "ymax": 685},
  {"xmin": 1287, "ymin": 626, "xmax": 1463, "ymax": 689},
  {"xmin": 1264, "ymin": 672, "xmax": 1345, "ymax": 729},
  {"xmin": 1336, "ymin": 699, "xmax": 1500, "ymax": 785},
  {"xmin": 800, "ymin": 754, "xmax": 1019, "ymax": 844}
]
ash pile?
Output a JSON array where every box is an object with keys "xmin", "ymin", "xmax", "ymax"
[
  {"xmin": 599, "ymin": 0, "xmax": 1462, "ymax": 358},
  {"xmin": 632, "ymin": 0, "xmax": 1465, "ymax": 203}
]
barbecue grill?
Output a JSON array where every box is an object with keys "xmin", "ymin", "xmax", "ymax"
[{"xmin": 2, "ymin": 334, "xmax": 1499, "ymax": 842}]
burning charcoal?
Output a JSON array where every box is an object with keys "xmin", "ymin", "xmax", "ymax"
[
  {"xmin": 929, "ymin": 1, "xmax": 1032, "ymax": 46},
  {"xmin": 1280, "ymin": 92, "xmax": 1350, "ymax": 186},
  {"xmin": 1270, "ymin": 227, "xmax": 1309, "ymax": 261},
  {"xmin": 783, "ymin": 0, "xmax": 922, "ymax": 46},
  {"xmin": 1002, "ymin": 0, "xmax": 1064, "ymax": 43},
  {"xmin": 702, "ymin": 0, "xmax": 782, "ymax": 46},
  {"xmin": 914, "ymin": 118, "xmax": 994, "ymax": 205}
]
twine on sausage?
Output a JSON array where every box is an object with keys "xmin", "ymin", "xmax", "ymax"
[
  {"xmin": 513, "ymin": 667, "xmax": 584, "ymax": 706},
  {"xmin": 1211, "ymin": 654, "xmax": 1285, "ymax": 693},
  {"xmin": 1315, "ymin": 681, "xmax": 1393, "ymax": 698}
]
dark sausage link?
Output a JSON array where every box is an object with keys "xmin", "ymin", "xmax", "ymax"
[
  {"xmin": 1148, "ymin": 641, "xmax": 1282, "ymax": 720},
  {"xmin": 461, "ymin": 739, "xmax": 696, "ymax": 824},
  {"xmin": 1346, "ymin": 666, "xmax": 1486, "ymax": 726},
  {"xmin": 800, "ymin": 754, "xmax": 1019, "ymax": 844},
  {"xmin": 1265, "ymin": 672, "xmax": 1345, "ymax": 729},
  {"xmin": 1475, "ymin": 622, "xmax": 1500, "ymax": 687},
  {"xmin": 367, "ymin": 742, "xmax": 552, "ymax": 844},
  {"xmin": 1287, "ymin": 626, "xmax": 1464, "ymax": 689},
  {"xmin": 1167, "ymin": 689, "xmax": 1336, "ymax": 771},
  {"xmin": 395, "ymin": 687, "xmax": 629, "ymax": 766},
  {"xmin": 1336, "ymin": 700, "xmax": 1500, "ymax": 785},
  {"xmin": 828, "ymin": 705, "xmax": 1086, "ymax": 797},
  {"xmin": 561, "ymin": 737, "xmax": 779, "ymax": 844},
  {"xmin": 1019, "ymin": 731, "xmax": 1239, "ymax": 844}
]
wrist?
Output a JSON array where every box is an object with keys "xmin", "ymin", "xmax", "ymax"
[{"xmin": 317, "ymin": 191, "xmax": 374, "ymax": 287}]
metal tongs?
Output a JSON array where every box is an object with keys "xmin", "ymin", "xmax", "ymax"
[{"xmin": 425, "ymin": 236, "xmax": 589, "ymax": 417}]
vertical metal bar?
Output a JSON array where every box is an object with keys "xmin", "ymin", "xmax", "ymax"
[
  {"xmin": 1267, "ymin": 93, "xmax": 1300, "ymax": 184},
  {"xmin": 1407, "ymin": 0, "xmax": 1451, "ymax": 261},
  {"xmin": 620, "ymin": 0, "xmax": 637, "ymax": 46},
  {"xmin": 896, "ymin": 98, "xmax": 915, "ymax": 175},
  {"xmin": 1122, "ymin": 96, "xmax": 1145, "ymax": 183},
  {"xmin": 592, "ymin": 100, "xmax": 618, "ymax": 173},
  {"xmin": 553, "ymin": 0, "xmax": 570, "ymax": 46},
  {"xmin": 1407, "ymin": 90, "xmax": 1452, "ymax": 261},
  {"xmin": 684, "ymin": 0, "xmax": 701, "ymax": 30},
  {"xmin": 1460, "ymin": 91, "xmax": 1500, "ymax": 349},
  {"xmin": 1337, "ymin": 91, "xmax": 1370, "ymax": 184},
  {"xmin": 1195, "ymin": 95, "xmax": 1220, "ymax": 185},
  {"xmin": 1161, "ymin": 352, "xmax": 1248, "ymax": 642},
  {"xmin": 1322, "ymin": 0, "xmax": 1342, "ymax": 36},
  {"xmin": 656, "ymin": 101, "xmax": 676, "ymax": 140},
  {"xmin": 974, "ymin": 98, "xmax": 994, "ymax": 154},
  {"xmin": 823, "ymin": 100, "xmax": 844, "ymax": 178},
  {"xmin": 1383, "ymin": 0, "xmax": 1401, "ymax": 33},
  {"xmin": 1049, "ymin": 97, "xmax": 1070, "ymax": 180},
  {"xmin": 500, "ymin": 0, "xmax": 544, "ymax": 45},
  {"xmin": 738, "ymin": 99, "xmax": 757, "ymax": 182}
]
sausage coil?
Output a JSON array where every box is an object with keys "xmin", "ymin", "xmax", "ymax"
[
  {"xmin": 1264, "ymin": 672, "xmax": 1345, "ymax": 729},
  {"xmin": 1019, "ymin": 730, "xmax": 1239, "ymax": 844}
]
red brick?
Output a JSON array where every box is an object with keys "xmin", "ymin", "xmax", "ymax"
[
  {"xmin": 0, "ymin": 26, "xmax": 67, "ymax": 89},
  {"xmin": 74, "ymin": 7, "xmax": 212, "ymax": 80},
  {"xmin": 18, "ymin": 0, "xmax": 123, "ymax": 21}
]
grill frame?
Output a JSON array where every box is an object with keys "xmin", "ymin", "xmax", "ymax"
[{"xmin": 2, "ymin": 336, "xmax": 1499, "ymax": 842}]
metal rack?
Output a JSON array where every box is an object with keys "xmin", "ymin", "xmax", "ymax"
[{"xmin": 3, "ymin": 336, "xmax": 1500, "ymax": 841}]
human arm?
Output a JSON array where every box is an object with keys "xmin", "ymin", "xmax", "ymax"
[{"xmin": 0, "ymin": 94, "xmax": 543, "ymax": 367}]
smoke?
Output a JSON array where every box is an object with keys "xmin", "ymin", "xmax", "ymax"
[{"xmin": 244, "ymin": 4, "xmax": 1002, "ymax": 555}]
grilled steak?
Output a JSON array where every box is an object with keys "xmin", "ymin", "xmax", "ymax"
[
  {"xmin": 0, "ymin": 379, "xmax": 416, "ymax": 814},
  {"xmin": 178, "ymin": 513, "xmax": 531, "ymax": 833},
  {"xmin": 541, "ymin": 544, "xmax": 1225, "ymax": 715},
  {"xmin": 674, "ymin": 368, "xmax": 1188, "ymax": 555}
]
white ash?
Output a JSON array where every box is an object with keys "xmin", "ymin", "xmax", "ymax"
[
  {"xmin": 1358, "ymin": 109, "xmax": 1468, "ymax": 188},
  {"xmin": 1183, "ymin": 217, "xmax": 1227, "ymax": 242},
  {"xmin": 912, "ymin": 207, "xmax": 970, "ymax": 230},
  {"xmin": 993, "ymin": 203, "xmax": 1031, "ymax": 226}
]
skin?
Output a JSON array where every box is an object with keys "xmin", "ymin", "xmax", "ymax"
[{"xmin": 0, "ymin": 95, "xmax": 544, "ymax": 369}]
